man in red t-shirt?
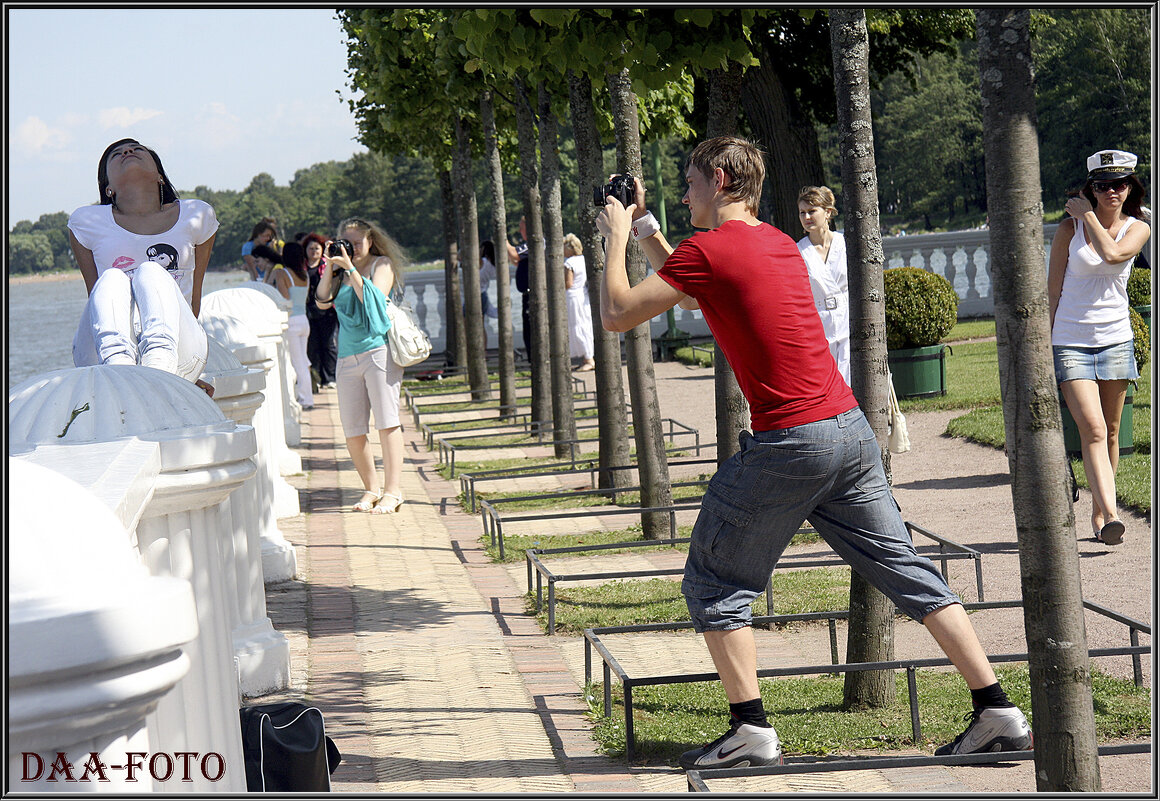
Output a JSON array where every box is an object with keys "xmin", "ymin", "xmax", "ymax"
[{"xmin": 597, "ymin": 136, "xmax": 1030, "ymax": 770}]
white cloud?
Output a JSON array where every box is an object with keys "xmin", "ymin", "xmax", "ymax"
[
  {"xmin": 97, "ymin": 107, "xmax": 164, "ymax": 129},
  {"xmin": 12, "ymin": 116, "xmax": 71, "ymax": 154}
]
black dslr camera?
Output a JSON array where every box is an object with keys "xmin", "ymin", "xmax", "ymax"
[
  {"xmin": 327, "ymin": 239, "xmax": 353, "ymax": 258},
  {"xmin": 593, "ymin": 173, "xmax": 635, "ymax": 207}
]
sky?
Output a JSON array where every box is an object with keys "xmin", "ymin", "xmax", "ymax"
[{"xmin": 6, "ymin": 7, "xmax": 368, "ymax": 227}]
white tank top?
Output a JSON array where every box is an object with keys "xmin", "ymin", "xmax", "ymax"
[{"xmin": 1051, "ymin": 217, "xmax": 1137, "ymax": 348}]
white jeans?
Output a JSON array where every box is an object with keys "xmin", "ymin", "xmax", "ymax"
[
  {"xmin": 287, "ymin": 313, "xmax": 314, "ymax": 407},
  {"xmin": 72, "ymin": 261, "xmax": 208, "ymax": 381}
]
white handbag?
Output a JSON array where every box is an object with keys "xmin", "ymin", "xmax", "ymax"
[
  {"xmin": 385, "ymin": 294, "xmax": 432, "ymax": 367},
  {"xmin": 887, "ymin": 374, "xmax": 911, "ymax": 454}
]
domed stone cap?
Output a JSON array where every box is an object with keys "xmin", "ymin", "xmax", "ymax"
[
  {"xmin": 201, "ymin": 287, "xmax": 284, "ymax": 333},
  {"xmin": 240, "ymin": 280, "xmax": 292, "ymax": 311},
  {"xmin": 204, "ymin": 331, "xmax": 249, "ymax": 375},
  {"xmin": 199, "ymin": 311, "xmax": 261, "ymax": 351},
  {"xmin": 8, "ymin": 365, "xmax": 229, "ymax": 452}
]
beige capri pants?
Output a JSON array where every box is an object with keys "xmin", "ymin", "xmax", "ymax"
[{"xmin": 335, "ymin": 344, "xmax": 403, "ymax": 437}]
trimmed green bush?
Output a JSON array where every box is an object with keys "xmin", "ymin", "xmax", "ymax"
[
  {"xmin": 1127, "ymin": 266, "xmax": 1151, "ymax": 307},
  {"xmin": 884, "ymin": 266, "xmax": 959, "ymax": 350},
  {"xmin": 1130, "ymin": 306, "xmax": 1150, "ymax": 372}
]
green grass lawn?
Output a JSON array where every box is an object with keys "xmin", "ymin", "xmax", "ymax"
[{"xmin": 588, "ymin": 665, "xmax": 1150, "ymax": 763}]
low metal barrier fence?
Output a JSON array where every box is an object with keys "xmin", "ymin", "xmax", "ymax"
[
  {"xmin": 438, "ymin": 419, "xmax": 700, "ymax": 477},
  {"xmin": 460, "ymin": 456, "xmax": 719, "ymax": 513},
  {"xmin": 529, "ymin": 522, "xmax": 983, "ymax": 635},
  {"xmin": 582, "ymin": 599, "xmax": 1150, "ymax": 763}
]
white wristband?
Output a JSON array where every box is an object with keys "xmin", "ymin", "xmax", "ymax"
[{"xmin": 631, "ymin": 211, "xmax": 661, "ymax": 241}]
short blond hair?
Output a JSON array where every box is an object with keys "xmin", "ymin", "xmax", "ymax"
[
  {"xmin": 687, "ymin": 136, "xmax": 766, "ymax": 216},
  {"xmin": 562, "ymin": 232, "xmax": 582, "ymax": 257}
]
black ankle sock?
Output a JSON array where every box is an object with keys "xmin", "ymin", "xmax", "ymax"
[
  {"xmin": 971, "ymin": 682, "xmax": 1014, "ymax": 710},
  {"xmin": 729, "ymin": 698, "xmax": 771, "ymax": 728}
]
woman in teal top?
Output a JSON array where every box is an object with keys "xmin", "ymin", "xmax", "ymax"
[{"xmin": 315, "ymin": 217, "xmax": 407, "ymax": 514}]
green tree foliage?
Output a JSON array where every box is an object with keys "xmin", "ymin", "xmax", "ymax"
[
  {"xmin": 883, "ymin": 267, "xmax": 959, "ymax": 349},
  {"xmin": 7, "ymin": 231, "xmax": 55, "ymax": 274},
  {"xmin": 873, "ymin": 41, "xmax": 985, "ymax": 227},
  {"xmin": 1034, "ymin": 8, "xmax": 1151, "ymax": 202}
]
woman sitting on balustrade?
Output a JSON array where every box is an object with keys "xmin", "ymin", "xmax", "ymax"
[
  {"xmin": 1048, "ymin": 149, "xmax": 1150, "ymax": 546},
  {"xmin": 68, "ymin": 138, "xmax": 217, "ymax": 396}
]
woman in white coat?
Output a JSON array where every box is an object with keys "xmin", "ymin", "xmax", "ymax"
[{"xmin": 796, "ymin": 185, "xmax": 850, "ymax": 386}]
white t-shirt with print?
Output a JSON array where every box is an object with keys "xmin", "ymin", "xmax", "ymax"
[{"xmin": 68, "ymin": 199, "xmax": 219, "ymax": 307}]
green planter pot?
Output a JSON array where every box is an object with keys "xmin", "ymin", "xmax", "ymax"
[
  {"xmin": 888, "ymin": 344, "xmax": 949, "ymax": 399},
  {"xmin": 1060, "ymin": 387, "xmax": 1135, "ymax": 457}
]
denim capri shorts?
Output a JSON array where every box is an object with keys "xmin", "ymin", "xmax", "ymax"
[
  {"xmin": 681, "ymin": 406, "xmax": 961, "ymax": 632},
  {"xmin": 1053, "ymin": 340, "xmax": 1139, "ymax": 384}
]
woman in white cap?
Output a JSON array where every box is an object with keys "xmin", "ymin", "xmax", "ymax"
[{"xmin": 1048, "ymin": 149, "xmax": 1150, "ymax": 545}]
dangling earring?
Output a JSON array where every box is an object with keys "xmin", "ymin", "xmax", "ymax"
[
  {"xmin": 107, "ymin": 189, "xmax": 117, "ymax": 210},
  {"xmin": 159, "ymin": 180, "xmax": 165, "ymax": 206}
]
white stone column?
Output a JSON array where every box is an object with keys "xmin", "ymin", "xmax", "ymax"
[
  {"xmin": 203, "ymin": 286, "xmax": 301, "ymax": 448},
  {"xmin": 200, "ymin": 317, "xmax": 300, "ymax": 582},
  {"xmin": 8, "ymin": 365, "xmax": 257, "ymax": 793},
  {"xmin": 201, "ymin": 335, "xmax": 293, "ymax": 691},
  {"xmin": 8, "ymin": 457, "xmax": 197, "ymax": 794}
]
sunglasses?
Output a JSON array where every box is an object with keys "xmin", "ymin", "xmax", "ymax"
[{"xmin": 1091, "ymin": 179, "xmax": 1130, "ymax": 193}]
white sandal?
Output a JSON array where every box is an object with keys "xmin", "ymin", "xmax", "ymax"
[
  {"xmin": 353, "ymin": 490, "xmax": 383, "ymax": 513},
  {"xmin": 371, "ymin": 491, "xmax": 403, "ymax": 514}
]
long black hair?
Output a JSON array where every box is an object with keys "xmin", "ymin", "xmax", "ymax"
[
  {"xmin": 280, "ymin": 241, "xmax": 309, "ymax": 283},
  {"xmin": 98, "ymin": 138, "xmax": 179, "ymax": 208},
  {"xmin": 1082, "ymin": 174, "xmax": 1147, "ymax": 220}
]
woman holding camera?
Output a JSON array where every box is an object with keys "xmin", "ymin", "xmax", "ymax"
[
  {"xmin": 69, "ymin": 138, "xmax": 217, "ymax": 396},
  {"xmin": 1048, "ymin": 149, "xmax": 1150, "ymax": 546},
  {"xmin": 315, "ymin": 217, "xmax": 408, "ymax": 514}
]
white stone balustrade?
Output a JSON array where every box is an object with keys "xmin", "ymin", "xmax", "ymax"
[
  {"xmin": 9, "ymin": 365, "xmax": 257, "ymax": 793},
  {"xmin": 203, "ymin": 286, "xmax": 301, "ymax": 449},
  {"xmin": 201, "ymin": 335, "xmax": 293, "ymax": 690},
  {"xmin": 8, "ymin": 457, "xmax": 198, "ymax": 794},
  {"xmin": 882, "ymin": 224, "xmax": 1063, "ymax": 319},
  {"xmin": 201, "ymin": 310, "xmax": 303, "ymax": 526}
]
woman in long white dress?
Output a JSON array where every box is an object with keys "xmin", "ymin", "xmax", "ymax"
[
  {"xmin": 563, "ymin": 233, "xmax": 595, "ymax": 371},
  {"xmin": 796, "ymin": 185, "xmax": 850, "ymax": 386}
]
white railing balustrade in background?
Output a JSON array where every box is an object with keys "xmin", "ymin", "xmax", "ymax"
[
  {"xmin": 199, "ymin": 315, "xmax": 300, "ymax": 582},
  {"xmin": 8, "ymin": 457, "xmax": 198, "ymax": 793},
  {"xmin": 201, "ymin": 286, "xmax": 301, "ymax": 452},
  {"xmin": 201, "ymin": 335, "xmax": 292, "ymax": 694},
  {"xmin": 9, "ymin": 365, "xmax": 258, "ymax": 792}
]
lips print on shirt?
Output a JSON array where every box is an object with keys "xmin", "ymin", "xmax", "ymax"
[{"xmin": 112, "ymin": 256, "xmax": 136, "ymax": 271}]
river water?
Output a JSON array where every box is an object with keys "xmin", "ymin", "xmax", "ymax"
[{"xmin": 6, "ymin": 266, "xmax": 713, "ymax": 393}]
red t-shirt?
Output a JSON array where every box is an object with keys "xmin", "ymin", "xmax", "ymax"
[{"xmin": 657, "ymin": 220, "xmax": 857, "ymax": 431}]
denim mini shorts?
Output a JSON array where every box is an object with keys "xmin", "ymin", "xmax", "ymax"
[
  {"xmin": 1053, "ymin": 340, "xmax": 1138, "ymax": 384},
  {"xmin": 681, "ymin": 406, "xmax": 960, "ymax": 632}
]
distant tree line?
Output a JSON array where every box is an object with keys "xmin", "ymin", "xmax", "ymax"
[{"xmin": 6, "ymin": 8, "xmax": 1147, "ymax": 276}]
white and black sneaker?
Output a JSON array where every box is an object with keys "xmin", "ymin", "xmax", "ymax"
[
  {"xmin": 935, "ymin": 706, "xmax": 1033, "ymax": 756},
  {"xmin": 679, "ymin": 721, "xmax": 783, "ymax": 770}
]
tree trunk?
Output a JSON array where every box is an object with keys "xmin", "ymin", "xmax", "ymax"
[
  {"xmin": 740, "ymin": 49, "xmax": 826, "ymax": 231},
  {"xmin": 607, "ymin": 67, "xmax": 673, "ymax": 540},
  {"xmin": 705, "ymin": 64, "xmax": 751, "ymax": 465},
  {"xmin": 538, "ymin": 82, "xmax": 578, "ymax": 458},
  {"xmin": 831, "ymin": 8, "xmax": 896, "ymax": 710},
  {"xmin": 977, "ymin": 9, "xmax": 1100, "ymax": 791},
  {"xmin": 452, "ymin": 115, "xmax": 489, "ymax": 401},
  {"xmin": 439, "ymin": 169, "xmax": 466, "ymax": 368},
  {"xmin": 480, "ymin": 90, "xmax": 517, "ymax": 417},
  {"xmin": 514, "ymin": 75, "xmax": 552, "ymax": 432},
  {"xmin": 569, "ymin": 70, "xmax": 632, "ymax": 491}
]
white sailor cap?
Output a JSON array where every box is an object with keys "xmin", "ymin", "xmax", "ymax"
[{"xmin": 1087, "ymin": 149, "xmax": 1137, "ymax": 180}]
